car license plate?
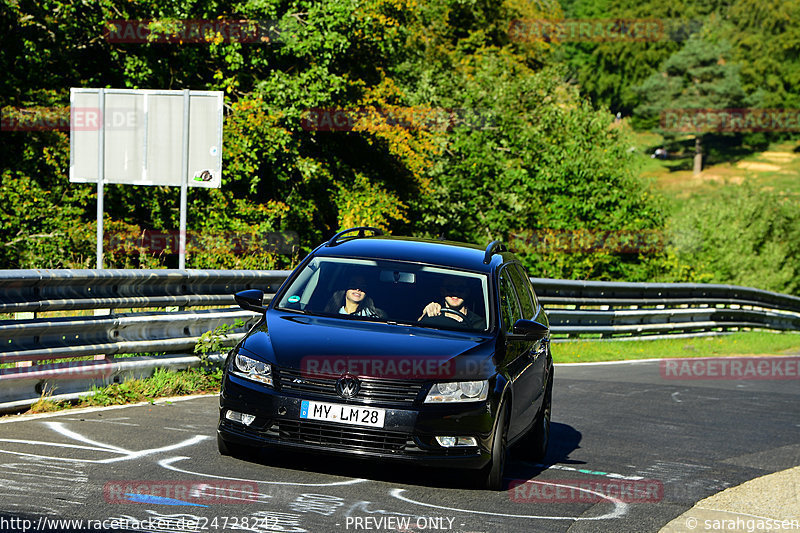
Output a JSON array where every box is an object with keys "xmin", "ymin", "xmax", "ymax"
[{"xmin": 300, "ymin": 400, "xmax": 385, "ymax": 428}]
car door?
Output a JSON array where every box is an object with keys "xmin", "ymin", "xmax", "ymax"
[
  {"xmin": 498, "ymin": 264, "xmax": 537, "ymax": 439},
  {"xmin": 508, "ymin": 263, "xmax": 547, "ymax": 432}
]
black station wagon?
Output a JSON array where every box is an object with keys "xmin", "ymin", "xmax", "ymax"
[{"xmin": 217, "ymin": 227, "xmax": 553, "ymax": 489}]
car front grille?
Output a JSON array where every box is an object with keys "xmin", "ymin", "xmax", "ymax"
[
  {"xmin": 276, "ymin": 367, "xmax": 424, "ymax": 405},
  {"xmin": 271, "ymin": 420, "xmax": 411, "ymax": 453}
]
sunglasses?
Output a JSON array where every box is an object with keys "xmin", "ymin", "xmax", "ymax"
[{"xmin": 444, "ymin": 288, "xmax": 468, "ymax": 298}]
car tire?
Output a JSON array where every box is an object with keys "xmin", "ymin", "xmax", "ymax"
[
  {"xmin": 527, "ymin": 378, "xmax": 552, "ymax": 462},
  {"xmin": 478, "ymin": 402, "xmax": 509, "ymax": 491}
]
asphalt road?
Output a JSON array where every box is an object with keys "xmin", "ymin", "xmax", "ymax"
[{"xmin": 0, "ymin": 359, "xmax": 797, "ymax": 533}]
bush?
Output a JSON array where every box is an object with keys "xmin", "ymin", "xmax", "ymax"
[{"xmin": 661, "ymin": 183, "xmax": 800, "ymax": 294}]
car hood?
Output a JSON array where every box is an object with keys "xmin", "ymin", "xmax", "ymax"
[{"xmin": 239, "ymin": 312, "xmax": 497, "ymax": 380}]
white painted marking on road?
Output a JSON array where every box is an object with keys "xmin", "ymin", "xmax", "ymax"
[
  {"xmin": 390, "ymin": 483, "xmax": 628, "ymax": 521},
  {"xmin": 672, "ymin": 392, "xmax": 683, "ymax": 403},
  {"xmin": 0, "ymin": 450, "xmax": 108, "ymax": 462},
  {"xmin": 0, "ymin": 439, "xmax": 120, "ymax": 453},
  {"xmin": 0, "ymin": 457, "xmax": 88, "ymax": 516},
  {"xmin": 94, "ymin": 435, "xmax": 210, "ymax": 464},
  {"xmin": 45, "ymin": 421, "xmax": 131, "ymax": 453},
  {"xmin": 0, "ymin": 424, "xmax": 207, "ymax": 463},
  {"xmin": 1, "ymin": 469, "xmax": 80, "ymax": 481},
  {"xmin": 158, "ymin": 456, "xmax": 368, "ymax": 487},
  {"xmin": 3, "ymin": 459, "xmax": 88, "ymax": 478},
  {"xmin": 289, "ymin": 493, "xmax": 345, "ymax": 516}
]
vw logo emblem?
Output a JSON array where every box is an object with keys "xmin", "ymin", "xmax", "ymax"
[{"xmin": 335, "ymin": 375, "xmax": 360, "ymax": 399}]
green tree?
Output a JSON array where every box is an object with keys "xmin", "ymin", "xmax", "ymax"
[
  {"xmin": 633, "ymin": 34, "xmax": 746, "ymax": 174},
  {"xmin": 557, "ymin": 0, "xmax": 727, "ymax": 115},
  {"xmin": 715, "ymin": 0, "xmax": 800, "ymax": 109}
]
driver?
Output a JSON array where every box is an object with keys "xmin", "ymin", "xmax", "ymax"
[{"xmin": 418, "ymin": 277, "xmax": 484, "ymax": 329}]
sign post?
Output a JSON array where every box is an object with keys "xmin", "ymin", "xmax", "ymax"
[
  {"xmin": 179, "ymin": 89, "xmax": 191, "ymax": 269},
  {"xmin": 96, "ymin": 89, "xmax": 106, "ymax": 269},
  {"xmin": 69, "ymin": 88, "xmax": 223, "ymax": 269}
]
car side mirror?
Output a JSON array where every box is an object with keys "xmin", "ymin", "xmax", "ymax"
[
  {"xmin": 512, "ymin": 319, "xmax": 548, "ymax": 339},
  {"xmin": 235, "ymin": 289, "xmax": 266, "ymax": 313}
]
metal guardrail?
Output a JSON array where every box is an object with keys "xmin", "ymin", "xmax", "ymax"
[
  {"xmin": 531, "ymin": 278, "xmax": 800, "ymax": 313},
  {"xmin": 0, "ymin": 269, "xmax": 288, "ymax": 411},
  {"xmin": 531, "ymin": 278, "xmax": 800, "ymax": 339},
  {"xmin": 0, "ymin": 269, "xmax": 288, "ymax": 313},
  {"xmin": 1, "ymin": 270, "xmax": 799, "ymax": 412}
]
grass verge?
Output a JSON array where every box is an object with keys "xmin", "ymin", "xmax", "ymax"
[
  {"xmin": 25, "ymin": 367, "xmax": 222, "ymax": 414},
  {"xmin": 555, "ymin": 331, "xmax": 800, "ymax": 363}
]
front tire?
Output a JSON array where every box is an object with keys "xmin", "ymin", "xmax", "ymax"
[{"xmin": 478, "ymin": 403, "xmax": 509, "ymax": 491}]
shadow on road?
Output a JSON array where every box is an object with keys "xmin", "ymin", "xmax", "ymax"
[{"xmin": 507, "ymin": 422, "xmax": 584, "ymax": 483}]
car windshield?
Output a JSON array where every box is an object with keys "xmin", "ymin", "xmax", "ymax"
[{"xmin": 275, "ymin": 257, "xmax": 490, "ymax": 332}]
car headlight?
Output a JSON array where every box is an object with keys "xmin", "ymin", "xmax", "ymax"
[
  {"xmin": 232, "ymin": 353, "xmax": 273, "ymax": 386},
  {"xmin": 424, "ymin": 380, "xmax": 488, "ymax": 403}
]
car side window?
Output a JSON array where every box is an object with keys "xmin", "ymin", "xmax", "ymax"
[
  {"xmin": 498, "ymin": 266, "xmax": 522, "ymax": 333},
  {"xmin": 512, "ymin": 263, "xmax": 539, "ymax": 312},
  {"xmin": 508, "ymin": 263, "xmax": 535, "ymax": 319}
]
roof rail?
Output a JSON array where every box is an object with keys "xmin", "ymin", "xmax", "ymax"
[
  {"xmin": 483, "ymin": 240, "xmax": 506, "ymax": 264},
  {"xmin": 325, "ymin": 226, "xmax": 384, "ymax": 247}
]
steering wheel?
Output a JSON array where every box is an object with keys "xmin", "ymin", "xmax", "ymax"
[
  {"xmin": 439, "ymin": 307, "xmax": 469, "ymax": 322},
  {"xmin": 420, "ymin": 307, "xmax": 470, "ymax": 327}
]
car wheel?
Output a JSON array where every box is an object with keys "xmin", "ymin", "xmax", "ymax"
[
  {"xmin": 528, "ymin": 379, "xmax": 552, "ymax": 462},
  {"xmin": 478, "ymin": 403, "xmax": 509, "ymax": 491},
  {"xmin": 217, "ymin": 433, "xmax": 255, "ymax": 458}
]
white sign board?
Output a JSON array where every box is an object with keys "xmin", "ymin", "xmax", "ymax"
[{"xmin": 69, "ymin": 89, "xmax": 223, "ymax": 188}]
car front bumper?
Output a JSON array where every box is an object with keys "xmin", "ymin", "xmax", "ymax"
[{"xmin": 218, "ymin": 372, "xmax": 497, "ymax": 469}]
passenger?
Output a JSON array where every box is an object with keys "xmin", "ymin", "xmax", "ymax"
[
  {"xmin": 419, "ymin": 277, "xmax": 484, "ymax": 329},
  {"xmin": 324, "ymin": 275, "xmax": 385, "ymax": 318}
]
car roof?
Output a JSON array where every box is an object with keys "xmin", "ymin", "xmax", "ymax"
[{"xmin": 311, "ymin": 235, "xmax": 509, "ymax": 273}]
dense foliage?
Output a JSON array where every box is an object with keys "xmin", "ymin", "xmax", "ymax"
[
  {"xmin": 664, "ymin": 185, "xmax": 800, "ymax": 294},
  {"xmin": 1, "ymin": 0, "xmax": 799, "ymax": 294},
  {"xmin": 559, "ymin": 0, "xmax": 800, "ymax": 115}
]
